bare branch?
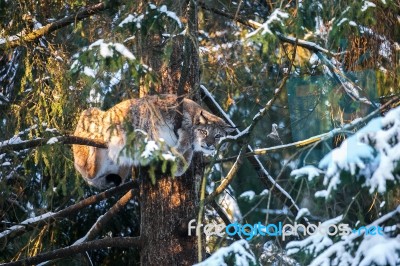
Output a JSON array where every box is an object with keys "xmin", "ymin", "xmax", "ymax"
[
  {"xmin": 0, "ymin": 2, "xmax": 112, "ymax": 52},
  {"xmin": 0, "ymin": 135, "xmax": 107, "ymax": 153},
  {"xmin": 0, "ymin": 236, "xmax": 142, "ymax": 266},
  {"xmin": 75, "ymin": 189, "xmax": 136, "ymax": 244},
  {"xmin": 203, "ymin": 41, "xmax": 294, "ymax": 202},
  {"xmin": 0, "ymin": 181, "xmax": 137, "ymax": 241}
]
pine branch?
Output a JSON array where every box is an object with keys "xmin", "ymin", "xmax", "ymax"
[
  {"xmin": 199, "ymin": 2, "xmax": 379, "ymax": 107},
  {"xmin": 0, "ymin": 135, "xmax": 107, "ymax": 153},
  {"xmin": 0, "ymin": 236, "xmax": 142, "ymax": 266},
  {"xmin": 0, "ymin": 2, "xmax": 112, "ymax": 52}
]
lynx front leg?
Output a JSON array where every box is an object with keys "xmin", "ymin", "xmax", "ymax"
[{"xmin": 172, "ymin": 128, "xmax": 194, "ymax": 176}]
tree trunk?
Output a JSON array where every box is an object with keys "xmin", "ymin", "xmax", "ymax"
[
  {"xmin": 137, "ymin": 0, "xmax": 202, "ymax": 264},
  {"xmin": 140, "ymin": 163, "xmax": 202, "ymax": 265}
]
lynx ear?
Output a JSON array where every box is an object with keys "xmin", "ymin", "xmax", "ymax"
[{"xmin": 197, "ymin": 111, "xmax": 208, "ymax": 125}]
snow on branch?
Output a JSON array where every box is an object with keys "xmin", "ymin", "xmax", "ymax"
[
  {"xmin": 194, "ymin": 239, "xmax": 256, "ymax": 266},
  {"xmin": 318, "ymin": 105, "xmax": 400, "ymax": 196},
  {"xmin": 0, "ymin": 135, "xmax": 107, "ymax": 153},
  {"xmin": 246, "ymin": 9, "xmax": 289, "ymax": 37},
  {"xmin": 204, "ymin": 66, "xmax": 289, "ymax": 203},
  {"xmin": 199, "ymin": 2, "xmax": 342, "ymax": 57},
  {"xmin": 249, "ymin": 96, "xmax": 398, "ymax": 158}
]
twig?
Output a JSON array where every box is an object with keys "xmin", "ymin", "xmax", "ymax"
[
  {"xmin": 209, "ymin": 201, "xmax": 241, "ymax": 241},
  {"xmin": 201, "ymin": 39, "xmax": 299, "ymax": 216},
  {"xmin": 203, "ymin": 53, "xmax": 291, "ymax": 204}
]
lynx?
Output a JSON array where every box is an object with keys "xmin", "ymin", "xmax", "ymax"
[{"xmin": 72, "ymin": 94, "xmax": 234, "ymax": 189}]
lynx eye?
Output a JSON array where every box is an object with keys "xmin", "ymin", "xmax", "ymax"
[
  {"xmin": 199, "ymin": 129, "xmax": 208, "ymax": 136},
  {"xmin": 215, "ymin": 133, "xmax": 223, "ymax": 139}
]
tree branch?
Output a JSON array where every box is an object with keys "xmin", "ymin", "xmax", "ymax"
[
  {"xmin": 217, "ymin": 95, "xmax": 400, "ymax": 163},
  {"xmin": 75, "ymin": 189, "xmax": 136, "ymax": 244},
  {"xmin": 0, "ymin": 181, "xmax": 137, "ymax": 241},
  {"xmin": 0, "ymin": 236, "xmax": 142, "ymax": 266},
  {"xmin": 203, "ymin": 42, "xmax": 293, "ymax": 202},
  {"xmin": 199, "ymin": 1, "xmax": 340, "ymax": 56},
  {"xmin": 0, "ymin": 2, "xmax": 112, "ymax": 52},
  {"xmin": 0, "ymin": 135, "xmax": 107, "ymax": 153},
  {"xmin": 200, "ymin": 84, "xmax": 305, "ymax": 224}
]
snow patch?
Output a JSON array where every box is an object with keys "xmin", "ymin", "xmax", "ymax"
[
  {"xmin": 361, "ymin": 1, "xmax": 376, "ymax": 12},
  {"xmin": 291, "ymin": 165, "xmax": 322, "ymax": 181},
  {"xmin": 141, "ymin": 140, "xmax": 159, "ymax": 158},
  {"xmin": 194, "ymin": 240, "xmax": 256, "ymax": 266},
  {"xmin": 246, "ymin": 9, "xmax": 289, "ymax": 37},
  {"xmin": 239, "ymin": 191, "xmax": 256, "ymax": 201},
  {"xmin": 295, "ymin": 208, "xmax": 311, "ymax": 221},
  {"xmin": 46, "ymin": 137, "xmax": 58, "ymax": 144}
]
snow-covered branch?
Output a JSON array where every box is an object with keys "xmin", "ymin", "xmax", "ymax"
[
  {"xmin": 199, "ymin": 2, "xmax": 341, "ymax": 57},
  {"xmin": 0, "ymin": 135, "xmax": 107, "ymax": 153},
  {"xmin": 203, "ymin": 69, "xmax": 289, "ymax": 203},
  {"xmin": 216, "ymin": 96, "xmax": 399, "ymax": 164},
  {"xmin": 287, "ymin": 206, "xmax": 400, "ymax": 266},
  {"xmin": 291, "ymin": 99, "xmax": 400, "ymax": 199}
]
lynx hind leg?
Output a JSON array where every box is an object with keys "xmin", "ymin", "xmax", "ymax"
[
  {"xmin": 72, "ymin": 144, "xmax": 100, "ymax": 180},
  {"xmin": 73, "ymin": 107, "xmax": 108, "ymax": 187}
]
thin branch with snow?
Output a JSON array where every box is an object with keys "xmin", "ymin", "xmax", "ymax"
[{"xmin": 0, "ymin": 135, "xmax": 107, "ymax": 153}]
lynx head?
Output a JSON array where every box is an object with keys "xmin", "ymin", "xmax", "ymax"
[{"xmin": 193, "ymin": 111, "xmax": 235, "ymax": 155}]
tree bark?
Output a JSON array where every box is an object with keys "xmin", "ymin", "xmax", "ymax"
[
  {"xmin": 137, "ymin": 0, "xmax": 202, "ymax": 265},
  {"xmin": 140, "ymin": 166, "xmax": 201, "ymax": 265}
]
